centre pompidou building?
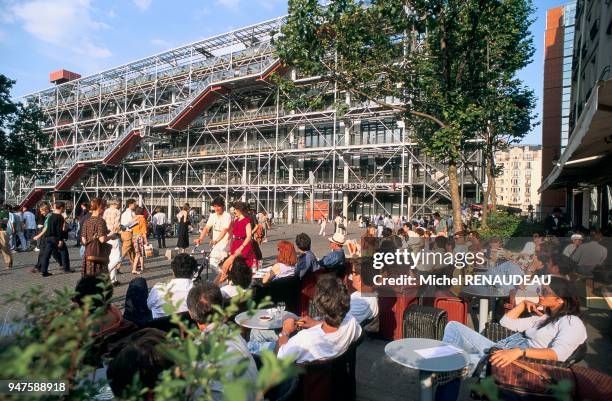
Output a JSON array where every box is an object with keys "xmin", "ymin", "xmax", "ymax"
[{"xmin": 4, "ymin": 17, "xmax": 483, "ymax": 222}]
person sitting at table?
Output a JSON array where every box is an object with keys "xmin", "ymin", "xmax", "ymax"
[
  {"xmin": 442, "ymin": 276, "xmax": 587, "ymax": 374},
  {"xmin": 262, "ymin": 240, "xmax": 298, "ymax": 284},
  {"xmin": 562, "ymin": 233, "xmax": 583, "ymax": 259},
  {"xmin": 545, "ymin": 254, "xmax": 574, "ymax": 280},
  {"xmin": 106, "ymin": 328, "xmax": 173, "ymax": 398},
  {"xmin": 186, "ymin": 282, "xmax": 258, "ymax": 401},
  {"xmin": 468, "ymin": 231, "xmax": 483, "ymax": 253},
  {"xmin": 484, "ymin": 236, "xmax": 506, "ymax": 267},
  {"xmin": 317, "ymin": 232, "xmax": 346, "ymax": 272},
  {"xmin": 275, "ymin": 275, "xmax": 362, "ymax": 363},
  {"xmin": 147, "ymin": 254, "xmax": 197, "ymax": 319},
  {"xmin": 123, "ymin": 277, "xmax": 153, "ymax": 328},
  {"xmin": 295, "ymin": 233, "xmax": 319, "ymax": 279},
  {"xmin": 520, "ymin": 232, "xmax": 543, "ymax": 256},
  {"xmin": 348, "ymin": 257, "xmax": 378, "ymax": 325},
  {"xmin": 220, "ymin": 256, "xmax": 253, "ymax": 299}
]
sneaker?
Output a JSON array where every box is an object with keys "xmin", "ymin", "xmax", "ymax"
[
  {"xmin": 34, "ymin": 247, "xmax": 40, "ymax": 252},
  {"xmin": 42, "ymin": 272, "xmax": 53, "ymax": 277}
]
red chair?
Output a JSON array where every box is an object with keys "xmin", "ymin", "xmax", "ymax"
[
  {"xmin": 434, "ymin": 297, "xmax": 468, "ymax": 325},
  {"xmin": 299, "ymin": 269, "xmax": 320, "ymax": 317},
  {"xmin": 377, "ymin": 288, "xmax": 419, "ymax": 340}
]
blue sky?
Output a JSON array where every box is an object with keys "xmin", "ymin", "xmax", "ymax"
[{"xmin": 0, "ymin": 0, "xmax": 570, "ymax": 144}]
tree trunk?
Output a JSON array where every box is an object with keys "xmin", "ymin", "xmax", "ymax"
[
  {"xmin": 481, "ymin": 159, "xmax": 494, "ymax": 229},
  {"xmin": 490, "ymin": 154, "xmax": 497, "ymax": 209},
  {"xmin": 448, "ymin": 160, "xmax": 463, "ymax": 234}
]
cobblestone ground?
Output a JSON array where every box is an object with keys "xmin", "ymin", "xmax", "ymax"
[
  {"xmin": 0, "ymin": 223, "xmax": 348, "ymax": 316},
  {"xmin": 0, "ymin": 222, "xmax": 609, "ymax": 400}
]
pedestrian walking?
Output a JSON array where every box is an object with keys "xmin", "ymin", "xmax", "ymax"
[
  {"xmin": 318, "ymin": 215, "xmax": 327, "ymax": 236},
  {"xmin": 32, "ymin": 202, "xmax": 72, "ymax": 277},
  {"xmin": 103, "ymin": 198, "xmax": 122, "ymax": 286},
  {"xmin": 0, "ymin": 219, "xmax": 12, "ymax": 269},
  {"xmin": 131, "ymin": 207, "xmax": 148, "ymax": 274},
  {"xmin": 22, "ymin": 206, "xmax": 37, "ymax": 249},
  {"xmin": 81, "ymin": 198, "xmax": 116, "ymax": 276},
  {"xmin": 120, "ymin": 199, "xmax": 137, "ymax": 267},
  {"xmin": 176, "ymin": 204, "xmax": 191, "ymax": 253},
  {"xmin": 195, "ymin": 197, "xmax": 231, "ymax": 270},
  {"xmin": 152, "ymin": 207, "xmax": 167, "ymax": 249},
  {"xmin": 9, "ymin": 206, "xmax": 27, "ymax": 251}
]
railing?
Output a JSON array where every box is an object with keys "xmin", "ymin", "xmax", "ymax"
[
  {"xmin": 166, "ymin": 56, "xmax": 277, "ymax": 125},
  {"xmin": 39, "ymin": 42, "xmax": 275, "ymax": 108}
]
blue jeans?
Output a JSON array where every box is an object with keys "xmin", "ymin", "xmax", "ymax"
[
  {"xmin": 442, "ymin": 321, "xmax": 529, "ymax": 374},
  {"xmin": 247, "ymin": 329, "xmax": 279, "ymax": 355}
]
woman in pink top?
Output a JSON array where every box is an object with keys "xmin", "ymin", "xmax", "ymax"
[{"xmin": 218, "ymin": 202, "xmax": 256, "ymax": 283}]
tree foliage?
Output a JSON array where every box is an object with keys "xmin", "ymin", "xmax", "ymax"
[
  {"xmin": 273, "ymin": 0, "xmax": 537, "ymax": 225},
  {"xmin": 0, "ymin": 283, "xmax": 297, "ymax": 401},
  {"xmin": 0, "ymin": 74, "xmax": 50, "ymax": 177}
]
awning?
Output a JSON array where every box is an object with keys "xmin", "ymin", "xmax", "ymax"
[{"xmin": 540, "ymin": 78, "xmax": 612, "ymax": 192}]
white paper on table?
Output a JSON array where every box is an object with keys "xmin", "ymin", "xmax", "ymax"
[{"xmin": 414, "ymin": 345, "xmax": 463, "ymax": 359}]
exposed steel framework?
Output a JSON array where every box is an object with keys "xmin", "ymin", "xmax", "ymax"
[{"xmin": 4, "ymin": 17, "xmax": 483, "ymax": 222}]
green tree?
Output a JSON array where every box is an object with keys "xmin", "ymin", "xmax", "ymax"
[
  {"xmin": 274, "ymin": 0, "xmax": 536, "ymax": 227},
  {"xmin": 1, "ymin": 284, "xmax": 297, "ymax": 401},
  {"xmin": 469, "ymin": 0, "xmax": 537, "ymax": 227},
  {"xmin": 0, "ymin": 74, "xmax": 50, "ymax": 184}
]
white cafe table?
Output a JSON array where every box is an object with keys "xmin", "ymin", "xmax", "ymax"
[
  {"xmin": 385, "ymin": 338, "xmax": 468, "ymax": 401},
  {"xmin": 234, "ymin": 309, "xmax": 298, "ymax": 330}
]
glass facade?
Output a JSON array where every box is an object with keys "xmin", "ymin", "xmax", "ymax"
[{"xmin": 560, "ymin": 1, "xmax": 576, "ymax": 150}]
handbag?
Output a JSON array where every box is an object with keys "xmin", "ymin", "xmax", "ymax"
[
  {"xmin": 472, "ymin": 347, "xmax": 577, "ymax": 400},
  {"xmin": 85, "ymin": 236, "xmax": 112, "ymax": 265}
]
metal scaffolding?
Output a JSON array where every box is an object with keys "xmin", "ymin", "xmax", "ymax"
[{"xmin": 4, "ymin": 16, "xmax": 482, "ymax": 222}]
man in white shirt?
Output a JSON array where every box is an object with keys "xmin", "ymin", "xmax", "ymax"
[
  {"xmin": 275, "ymin": 275, "xmax": 361, "ymax": 363},
  {"xmin": 195, "ymin": 197, "xmax": 231, "ymax": 270},
  {"xmin": 22, "ymin": 207, "xmax": 37, "ymax": 249},
  {"xmin": 103, "ymin": 199, "xmax": 122, "ymax": 285},
  {"xmin": 120, "ymin": 199, "xmax": 137, "ymax": 266},
  {"xmin": 562, "ymin": 233, "xmax": 583, "ymax": 258},
  {"xmin": 348, "ymin": 257, "xmax": 378, "ymax": 325},
  {"xmin": 573, "ymin": 229, "xmax": 608, "ymax": 274},
  {"xmin": 186, "ymin": 282, "xmax": 258, "ymax": 401},
  {"xmin": 147, "ymin": 254, "xmax": 197, "ymax": 319},
  {"xmin": 151, "ymin": 207, "xmax": 167, "ymax": 249}
]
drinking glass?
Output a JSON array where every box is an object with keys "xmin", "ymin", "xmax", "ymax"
[{"xmin": 277, "ymin": 302, "xmax": 286, "ymax": 319}]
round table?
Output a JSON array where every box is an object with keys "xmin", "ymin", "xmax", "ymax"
[
  {"xmin": 461, "ymin": 285, "xmax": 511, "ymax": 333},
  {"xmin": 385, "ymin": 338, "xmax": 468, "ymax": 401},
  {"xmin": 234, "ymin": 309, "xmax": 298, "ymax": 330}
]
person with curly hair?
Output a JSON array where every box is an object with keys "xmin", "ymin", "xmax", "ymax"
[
  {"xmin": 220, "ymin": 256, "xmax": 253, "ymax": 299},
  {"xmin": 275, "ymin": 275, "xmax": 361, "ymax": 363}
]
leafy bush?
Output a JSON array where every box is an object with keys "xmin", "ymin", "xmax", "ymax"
[
  {"xmin": 475, "ymin": 211, "xmax": 523, "ymax": 241},
  {"xmin": 1, "ymin": 283, "xmax": 297, "ymax": 401}
]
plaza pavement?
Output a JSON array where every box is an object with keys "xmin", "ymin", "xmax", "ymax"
[{"xmin": 0, "ymin": 222, "xmax": 610, "ymax": 400}]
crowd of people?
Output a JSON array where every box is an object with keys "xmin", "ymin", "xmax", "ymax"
[{"xmin": 1, "ymin": 198, "xmax": 609, "ymax": 400}]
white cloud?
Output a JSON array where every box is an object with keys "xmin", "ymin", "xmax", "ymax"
[
  {"xmin": 132, "ymin": 0, "xmax": 152, "ymax": 11},
  {"xmin": 216, "ymin": 0, "xmax": 240, "ymax": 11},
  {"xmin": 9, "ymin": 0, "xmax": 112, "ymax": 59}
]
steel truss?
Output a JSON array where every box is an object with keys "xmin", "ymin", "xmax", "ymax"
[{"xmin": 4, "ymin": 17, "xmax": 483, "ymax": 222}]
